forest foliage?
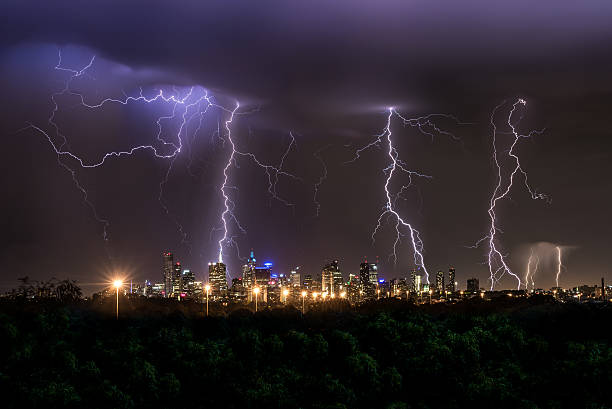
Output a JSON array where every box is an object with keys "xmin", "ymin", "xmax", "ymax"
[{"xmin": 0, "ymin": 295, "xmax": 610, "ymax": 409}]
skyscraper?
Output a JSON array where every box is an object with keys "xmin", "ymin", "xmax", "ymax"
[
  {"xmin": 242, "ymin": 250, "xmax": 257, "ymax": 291},
  {"xmin": 321, "ymin": 260, "xmax": 342, "ymax": 294},
  {"xmin": 467, "ymin": 277, "xmax": 479, "ymax": 293},
  {"xmin": 447, "ymin": 268, "xmax": 456, "ymax": 293},
  {"xmin": 181, "ymin": 269, "xmax": 196, "ymax": 297},
  {"xmin": 411, "ymin": 270, "xmax": 423, "ymax": 293},
  {"xmin": 172, "ymin": 262, "xmax": 182, "ymax": 297},
  {"xmin": 162, "ymin": 252, "xmax": 173, "ymax": 298},
  {"xmin": 208, "ymin": 262, "xmax": 228, "ymax": 297},
  {"xmin": 436, "ymin": 271, "xmax": 445, "ymax": 293}
]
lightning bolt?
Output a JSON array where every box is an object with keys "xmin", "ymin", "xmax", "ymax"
[
  {"xmin": 24, "ymin": 49, "xmax": 302, "ymax": 267},
  {"xmin": 474, "ymin": 99, "xmax": 548, "ymax": 290},
  {"xmin": 215, "ymin": 122, "xmax": 302, "ymax": 263},
  {"xmin": 346, "ymin": 108, "xmax": 461, "ymax": 283},
  {"xmin": 313, "ymin": 144, "xmax": 331, "ymax": 217},
  {"xmin": 524, "ymin": 247, "xmax": 539, "ymax": 292},
  {"xmin": 555, "ymin": 245, "xmax": 564, "ymax": 288}
]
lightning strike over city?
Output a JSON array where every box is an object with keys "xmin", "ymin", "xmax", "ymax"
[
  {"xmin": 2, "ymin": 2, "xmax": 612, "ymax": 407},
  {"xmin": 473, "ymin": 98, "xmax": 549, "ymax": 290}
]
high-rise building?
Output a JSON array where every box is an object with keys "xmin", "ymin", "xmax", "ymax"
[
  {"xmin": 411, "ymin": 269, "xmax": 423, "ymax": 293},
  {"xmin": 359, "ymin": 262, "xmax": 370, "ymax": 289},
  {"xmin": 181, "ymin": 269, "xmax": 196, "ymax": 297},
  {"xmin": 162, "ymin": 252, "xmax": 174, "ymax": 298},
  {"xmin": 467, "ymin": 277, "xmax": 479, "ymax": 293},
  {"xmin": 321, "ymin": 260, "xmax": 342, "ymax": 295},
  {"xmin": 447, "ymin": 268, "xmax": 456, "ymax": 293},
  {"xmin": 172, "ymin": 262, "xmax": 182, "ymax": 297},
  {"xmin": 368, "ymin": 263, "xmax": 378, "ymax": 286},
  {"xmin": 208, "ymin": 262, "xmax": 228, "ymax": 297},
  {"xmin": 436, "ymin": 271, "xmax": 445, "ymax": 293},
  {"xmin": 242, "ymin": 250, "xmax": 257, "ymax": 291},
  {"xmin": 290, "ymin": 268, "xmax": 301, "ymax": 288},
  {"xmin": 303, "ymin": 274, "xmax": 313, "ymax": 290}
]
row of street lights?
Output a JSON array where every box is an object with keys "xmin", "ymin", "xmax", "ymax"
[{"xmin": 111, "ymin": 279, "xmax": 349, "ymax": 319}]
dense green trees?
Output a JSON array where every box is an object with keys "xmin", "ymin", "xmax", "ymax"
[{"xmin": 0, "ymin": 299, "xmax": 610, "ymax": 408}]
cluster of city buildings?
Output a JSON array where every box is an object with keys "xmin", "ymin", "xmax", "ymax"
[{"xmin": 118, "ymin": 250, "xmax": 609, "ymax": 306}]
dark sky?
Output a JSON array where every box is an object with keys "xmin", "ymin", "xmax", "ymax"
[{"xmin": 1, "ymin": 0, "xmax": 612, "ymax": 293}]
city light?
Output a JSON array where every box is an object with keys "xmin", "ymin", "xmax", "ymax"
[{"xmin": 112, "ymin": 279, "xmax": 123, "ymax": 320}]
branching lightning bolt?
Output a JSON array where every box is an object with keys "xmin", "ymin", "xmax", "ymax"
[
  {"xmin": 346, "ymin": 108, "xmax": 462, "ymax": 283},
  {"xmin": 24, "ymin": 49, "xmax": 302, "ymax": 265},
  {"xmin": 473, "ymin": 99, "xmax": 548, "ymax": 290}
]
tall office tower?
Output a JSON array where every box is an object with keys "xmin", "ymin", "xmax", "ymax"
[
  {"xmin": 467, "ymin": 277, "xmax": 479, "ymax": 293},
  {"xmin": 290, "ymin": 268, "xmax": 301, "ymax": 288},
  {"xmin": 162, "ymin": 252, "xmax": 174, "ymax": 298},
  {"xmin": 368, "ymin": 263, "xmax": 378, "ymax": 286},
  {"xmin": 208, "ymin": 262, "xmax": 228, "ymax": 297},
  {"xmin": 359, "ymin": 262, "xmax": 370, "ymax": 289},
  {"xmin": 321, "ymin": 260, "xmax": 341, "ymax": 295},
  {"xmin": 414, "ymin": 273, "xmax": 422, "ymax": 293},
  {"xmin": 242, "ymin": 249, "xmax": 257, "ymax": 291},
  {"xmin": 303, "ymin": 274, "xmax": 313, "ymax": 290},
  {"xmin": 181, "ymin": 269, "xmax": 196, "ymax": 297},
  {"xmin": 436, "ymin": 271, "xmax": 445, "ymax": 293},
  {"xmin": 446, "ymin": 267, "xmax": 456, "ymax": 293},
  {"xmin": 172, "ymin": 262, "xmax": 182, "ymax": 296},
  {"xmin": 410, "ymin": 269, "xmax": 423, "ymax": 293}
]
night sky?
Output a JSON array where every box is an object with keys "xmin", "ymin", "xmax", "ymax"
[{"xmin": 1, "ymin": 1, "xmax": 612, "ymax": 293}]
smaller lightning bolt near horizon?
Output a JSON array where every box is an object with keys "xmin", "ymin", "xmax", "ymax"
[
  {"xmin": 524, "ymin": 247, "xmax": 539, "ymax": 292},
  {"xmin": 474, "ymin": 99, "xmax": 548, "ymax": 290},
  {"xmin": 555, "ymin": 246, "xmax": 564, "ymax": 288},
  {"xmin": 347, "ymin": 107, "xmax": 462, "ymax": 283}
]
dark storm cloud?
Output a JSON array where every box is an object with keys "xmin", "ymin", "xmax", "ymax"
[{"xmin": 3, "ymin": 0, "xmax": 612, "ymax": 120}]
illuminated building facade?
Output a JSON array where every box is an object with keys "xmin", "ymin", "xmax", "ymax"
[
  {"xmin": 208, "ymin": 262, "xmax": 228, "ymax": 298},
  {"xmin": 447, "ymin": 268, "xmax": 456, "ymax": 293},
  {"xmin": 162, "ymin": 252, "xmax": 174, "ymax": 298},
  {"xmin": 436, "ymin": 270, "xmax": 445, "ymax": 293}
]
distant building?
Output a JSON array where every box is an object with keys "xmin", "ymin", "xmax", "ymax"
[
  {"xmin": 162, "ymin": 252, "xmax": 174, "ymax": 298},
  {"xmin": 411, "ymin": 269, "xmax": 423, "ymax": 293},
  {"xmin": 208, "ymin": 262, "xmax": 228, "ymax": 298},
  {"xmin": 446, "ymin": 268, "xmax": 456, "ymax": 293},
  {"xmin": 321, "ymin": 260, "xmax": 342, "ymax": 295},
  {"xmin": 359, "ymin": 261, "xmax": 378, "ymax": 299},
  {"xmin": 467, "ymin": 277, "xmax": 479, "ymax": 293},
  {"xmin": 290, "ymin": 268, "xmax": 301, "ymax": 288},
  {"xmin": 436, "ymin": 271, "xmax": 445, "ymax": 293},
  {"xmin": 172, "ymin": 262, "xmax": 182, "ymax": 297},
  {"xmin": 303, "ymin": 274, "xmax": 313, "ymax": 290},
  {"xmin": 181, "ymin": 269, "xmax": 196, "ymax": 297},
  {"xmin": 242, "ymin": 250, "xmax": 257, "ymax": 291}
]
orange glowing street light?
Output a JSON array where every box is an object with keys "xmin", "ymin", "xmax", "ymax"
[
  {"xmin": 204, "ymin": 284, "xmax": 211, "ymax": 316},
  {"xmin": 113, "ymin": 279, "xmax": 123, "ymax": 320},
  {"xmin": 301, "ymin": 291, "xmax": 307, "ymax": 314},
  {"xmin": 253, "ymin": 287, "xmax": 260, "ymax": 312}
]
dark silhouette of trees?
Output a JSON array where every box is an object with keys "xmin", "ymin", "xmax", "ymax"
[{"xmin": 0, "ymin": 288, "xmax": 610, "ymax": 408}]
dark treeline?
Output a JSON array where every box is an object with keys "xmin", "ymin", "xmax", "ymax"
[{"xmin": 0, "ymin": 295, "xmax": 611, "ymax": 409}]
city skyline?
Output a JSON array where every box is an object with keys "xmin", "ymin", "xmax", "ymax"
[{"xmin": 2, "ymin": 2, "xmax": 612, "ymax": 293}]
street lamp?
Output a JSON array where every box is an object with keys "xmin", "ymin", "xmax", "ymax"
[
  {"xmin": 283, "ymin": 288, "xmax": 290, "ymax": 304},
  {"xmin": 301, "ymin": 291, "xmax": 307, "ymax": 314},
  {"xmin": 340, "ymin": 291, "xmax": 346, "ymax": 299},
  {"xmin": 253, "ymin": 287, "xmax": 260, "ymax": 312},
  {"xmin": 113, "ymin": 280, "xmax": 123, "ymax": 320},
  {"xmin": 205, "ymin": 284, "xmax": 211, "ymax": 316}
]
